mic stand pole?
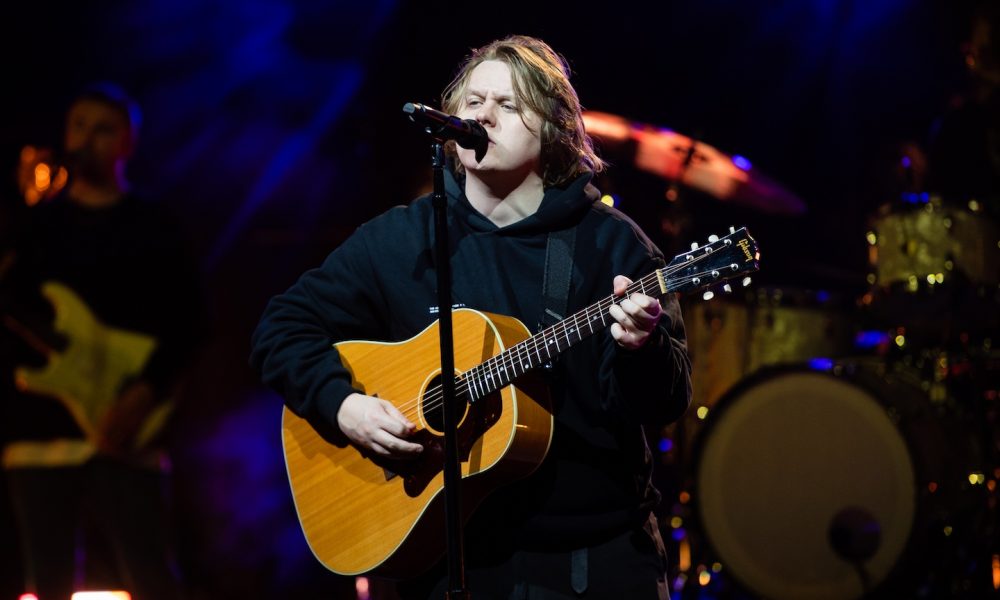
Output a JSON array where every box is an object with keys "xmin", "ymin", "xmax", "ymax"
[{"xmin": 428, "ymin": 140, "xmax": 470, "ymax": 599}]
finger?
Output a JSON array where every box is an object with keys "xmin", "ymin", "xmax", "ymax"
[
  {"xmin": 612, "ymin": 275, "xmax": 632, "ymax": 296},
  {"xmin": 373, "ymin": 430, "xmax": 424, "ymax": 456},
  {"xmin": 380, "ymin": 400, "xmax": 416, "ymax": 431},
  {"xmin": 373, "ymin": 410, "xmax": 415, "ymax": 438},
  {"xmin": 609, "ymin": 303, "xmax": 637, "ymax": 332},
  {"xmin": 374, "ymin": 400, "xmax": 417, "ymax": 434},
  {"xmin": 368, "ymin": 441, "xmax": 392, "ymax": 457},
  {"xmin": 629, "ymin": 293, "xmax": 662, "ymax": 317},
  {"xmin": 610, "ymin": 322, "xmax": 627, "ymax": 345},
  {"xmin": 610, "ymin": 322, "xmax": 643, "ymax": 349},
  {"xmin": 621, "ymin": 297, "xmax": 659, "ymax": 331}
]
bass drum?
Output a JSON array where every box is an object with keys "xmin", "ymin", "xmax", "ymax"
[{"xmin": 691, "ymin": 363, "xmax": 978, "ymax": 600}]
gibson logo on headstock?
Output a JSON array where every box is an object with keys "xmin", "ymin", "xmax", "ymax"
[{"xmin": 737, "ymin": 238, "xmax": 753, "ymax": 262}]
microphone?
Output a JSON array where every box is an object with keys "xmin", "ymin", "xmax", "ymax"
[{"xmin": 403, "ymin": 102, "xmax": 488, "ymax": 162}]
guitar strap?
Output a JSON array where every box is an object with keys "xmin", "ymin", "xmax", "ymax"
[
  {"xmin": 540, "ymin": 226, "xmax": 576, "ymax": 330},
  {"xmin": 541, "ymin": 225, "xmax": 590, "ymax": 594}
]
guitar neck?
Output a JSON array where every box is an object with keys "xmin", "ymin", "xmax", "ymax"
[
  {"xmin": 461, "ymin": 226, "xmax": 759, "ymax": 403},
  {"xmin": 463, "ymin": 270, "xmax": 665, "ymax": 403}
]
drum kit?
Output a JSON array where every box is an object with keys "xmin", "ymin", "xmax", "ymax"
[{"xmin": 584, "ymin": 111, "xmax": 1000, "ymax": 599}]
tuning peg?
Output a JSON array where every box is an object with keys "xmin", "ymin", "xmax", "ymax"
[
  {"xmin": 707, "ymin": 234, "xmax": 719, "ymax": 243},
  {"xmin": 729, "ymin": 226, "xmax": 736, "ymax": 234},
  {"xmin": 742, "ymin": 276, "xmax": 752, "ymax": 287},
  {"xmin": 690, "ymin": 242, "xmax": 699, "ymax": 250},
  {"xmin": 702, "ymin": 291, "xmax": 715, "ymax": 300},
  {"xmin": 723, "ymin": 284, "xmax": 732, "ymax": 293}
]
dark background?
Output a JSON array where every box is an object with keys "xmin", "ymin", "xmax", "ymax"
[{"xmin": 0, "ymin": 0, "xmax": 991, "ymax": 597}]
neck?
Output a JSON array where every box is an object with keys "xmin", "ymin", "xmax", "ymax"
[
  {"xmin": 465, "ymin": 170, "xmax": 544, "ymax": 227},
  {"xmin": 67, "ymin": 160, "xmax": 130, "ymax": 209},
  {"xmin": 67, "ymin": 177, "xmax": 129, "ymax": 209}
]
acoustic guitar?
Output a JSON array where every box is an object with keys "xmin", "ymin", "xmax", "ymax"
[{"xmin": 282, "ymin": 227, "xmax": 760, "ymax": 577}]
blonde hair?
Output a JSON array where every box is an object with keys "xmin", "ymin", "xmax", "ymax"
[{"xmin": 441, "ymin": 35, "xmax": 605, "ymax": 187}]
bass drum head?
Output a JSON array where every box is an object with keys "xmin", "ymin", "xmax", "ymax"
[{"xmin": 694, "ymin": 368, "xmax": 916, "ymax": 600}]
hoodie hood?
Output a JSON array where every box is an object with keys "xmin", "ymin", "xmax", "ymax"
[{"xmin": 445, "ymin": 168, "xmax": 599, "ymax": 236}]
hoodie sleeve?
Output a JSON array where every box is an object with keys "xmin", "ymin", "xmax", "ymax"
[
  {"xmin": 608, "ymin": 279, "xmax": 692, "ymax": 427},
  {"xmin": 600, "ymin": 240, "xmax": 692, "ymax": 429},
  {"xmin": 250, "ymin": 223, "xmax": 390, "ymax": 443}
]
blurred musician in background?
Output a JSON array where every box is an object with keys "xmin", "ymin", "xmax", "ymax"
[{"xmin": 0, "ymin": 83, "xmax": 201, "ymax": 600}]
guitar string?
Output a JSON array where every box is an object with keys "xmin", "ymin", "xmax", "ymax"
[
  {"xmin": 395, "ymin": 252, "xmax": 746, "ymax": 422},
  {"xmin": 386, "ymin": 245, "xmax": 748, "ymax": 422},
  {"xmin": 399, "ymin": 269, "xmax": 724, "ymax": 423}
]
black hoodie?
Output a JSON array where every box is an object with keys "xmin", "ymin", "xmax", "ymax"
[{"xmin": 251, "ymin": 170, "xmax": 691, "ymax": 550}]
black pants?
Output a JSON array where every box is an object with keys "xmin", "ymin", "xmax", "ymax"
[{"xmin": 397, "ymin": 514, "xmax": 670, "ymax": 600}]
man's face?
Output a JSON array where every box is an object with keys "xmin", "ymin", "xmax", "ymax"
[
  {"xmin": 455, "ymin": 60, "xmax": 542, "ymax": 182},
  {"xmin": 64, "ymin": 99, "xmax": 133, "ymax": 183}
]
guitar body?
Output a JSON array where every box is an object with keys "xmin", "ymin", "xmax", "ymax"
[
  {"xmin": 13, "ymin": 281, "xmax": 171, "ymax": 447},
  {"xmin": 282, "ymin": 308, "xmax": 554, "ymax": 577}
]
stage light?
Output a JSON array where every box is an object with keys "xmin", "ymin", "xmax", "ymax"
[
  {"xmin": 356, "ymin": 577, "xmax": 370, "ymax": 600},
  {"xmin": 696, "ymin": 406, "xmax": 709, "ymax": 420},
  {"xmin": 732, "ymin": 155, "xmax": 752, "ymax": 170},
  {"xmin": 71, "ymin": 593, "xmax": 131, "ymax": 600},
  {"xmin": 808, "ymin": 357, "xmax": 834, "ymax": 371},
  {"xmin": 992, "ymin": 554, "xmax": 999, "ymax": 590},
  {"xmin": 855, "ymin": 330, "xmax": 889, "ymax": 348},
  {"xmin": 678, "ymin": 540, "xmax": 691, "ymax": 572},
  {"xmin": 670, "ymin": 516, "xmax": 683, "ymax": 528}
]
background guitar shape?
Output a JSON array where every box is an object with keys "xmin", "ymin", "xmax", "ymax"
[
  {"xmin": 8, "ymin": 280, "xmax": 173, "ymax": 450},
  {"xmin": 282, "ymin": 227, "xmax": 760, "ymax": 577}
]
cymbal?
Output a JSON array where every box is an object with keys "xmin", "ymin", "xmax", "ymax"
[{"xmin": 583, "ymin": 111, "xmax": 806, "ymax": 215}]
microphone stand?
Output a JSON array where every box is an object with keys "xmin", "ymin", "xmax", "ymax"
[{"xmin": 429, "ymin": 139, "xmax": 470, "ymax": 599}]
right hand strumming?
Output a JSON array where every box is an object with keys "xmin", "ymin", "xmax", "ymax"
[{"xmin": 337, "ymin": 392, "xmax": 424, "ymax": 458}]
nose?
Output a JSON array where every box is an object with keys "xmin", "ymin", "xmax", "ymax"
[{"xmin": 475, "ymin": 101, "xmax": 496, "ymax": 127}]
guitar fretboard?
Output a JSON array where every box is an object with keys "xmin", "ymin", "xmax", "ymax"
[{"xmin": 461, "ymin": 270, "xmax": 665, "ymax": 402}]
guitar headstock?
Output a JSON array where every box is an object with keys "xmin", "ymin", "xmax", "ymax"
[{"xmin": 662, "ymin": 227, "xmax": 760, "ymax": 295}]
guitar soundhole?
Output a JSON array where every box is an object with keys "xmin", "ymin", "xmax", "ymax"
[{"xmin": 420, "ymin": 374, "xmax": 470, "ymax": 434}]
